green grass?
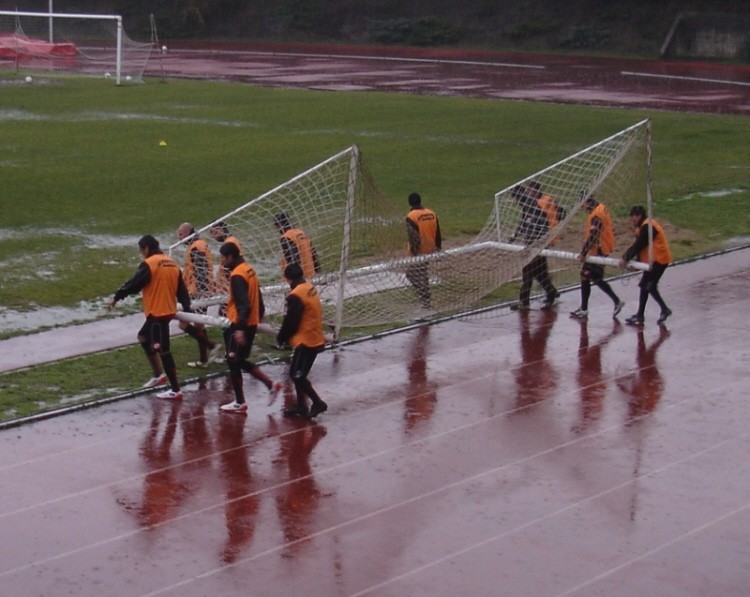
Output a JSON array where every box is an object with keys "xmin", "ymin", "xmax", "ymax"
[
  {"xmin": 1, "ymin": 73, "xmax": 749, "ymax": 421},
  {"xmin": 1, "ymin": 76, "xmax": 749, "ymax": 312},
  {"xmin": 0, "ymin": 332, "xmax": 288, "ymax": 424}
]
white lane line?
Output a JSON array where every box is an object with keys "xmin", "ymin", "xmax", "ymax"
[
  {"xmin": 556, "ymin": 502, "xmax": 750, "ymax": 596},
  {"xmin": 349, "ymin": 432, "xmax": 750, "ymax": 597},
  {"xmin": 165, "ymin": 48, "xmax": 547, "ymax": 70},
  {"xmin": 621, "ymin": 70, "xmax": 750, "ymax": 87}
]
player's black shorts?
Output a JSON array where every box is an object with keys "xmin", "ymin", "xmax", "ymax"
[
  {"xmin": 289, "ymin": 345, "xmax": 323, "ymax": 381},
  {"xmin": 138, "ymin": 316, "xmax": 172, "ymax": 353},
  {"xmin": 639, "ymin": 262, "xmax": 668, "ymax": 289},
  {"xmin": 223, "ymin": 324, "xmax": 257, "ymax": 361},
  {"xmin": 581, "ymin": 262, "xmax": 605, "ymax": 281}
]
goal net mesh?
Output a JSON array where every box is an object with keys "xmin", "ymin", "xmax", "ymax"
[
  {"xmin": 169, "ymin": 120, "xmax": 651, "ymax": 337},
  {"xmin": 0, "ymin": 11, "xmax": 153, "ymax": 82}
]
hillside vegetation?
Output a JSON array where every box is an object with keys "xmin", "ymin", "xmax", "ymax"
[{"xmin": 2, "ymin": 0, "xmax": 745, "ymax": 58}]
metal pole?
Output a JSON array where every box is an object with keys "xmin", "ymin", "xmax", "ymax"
[{"xmin": 115, "ymin": 17, "xmax": 122, "ymax": 85}]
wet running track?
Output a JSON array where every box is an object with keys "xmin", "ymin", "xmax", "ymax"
[
  {"xmin": 149, "ymin": 42, "xmax": 750, "ymax": 114},
  {"xmin": 1, "ymin": 249, "xmax": 748, "ymax": 595}
]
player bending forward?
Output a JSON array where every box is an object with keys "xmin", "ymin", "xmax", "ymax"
[
  {"xmin": 277, "ymin": 262, "xmax": 328, "ymax": 419},
  {"xmin": 219, "ymin": 242, "xmax": 281, "ymax": 413},
  {"xmin": 108, "ymin": 235, "xmax": 190, "ymax": 400}
]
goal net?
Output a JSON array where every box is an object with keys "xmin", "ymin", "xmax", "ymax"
[
  {"xmin": 169, "ymin": 119, "xmax": 652, "ymax": 338},
  {"xmin": 0, "ymin": 10, "xmax": 153, "ymax": 84}
]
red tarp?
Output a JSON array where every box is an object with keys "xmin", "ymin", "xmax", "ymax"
[{"xmin": 0, "ymin": 33, "xmax": 77, "ymax": 58}]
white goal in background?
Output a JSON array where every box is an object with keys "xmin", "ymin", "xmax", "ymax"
[
  {"xmin": 170, "ymin": 119, "xmax": 653, "ymax": 340},
  {"xmin": 0, "ymin": 10, "xmax": 153, "ymax": 84}
]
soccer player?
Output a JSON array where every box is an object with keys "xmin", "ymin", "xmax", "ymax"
[
  {"xmin": 570, "ymin": 194, "xmax": 625, "ymax": 319},
  {"xmin": 107, "ymin": 234, "xmax": 189, "ymax": 400},
  {"xmin": 405, "ymin": 192, "xmax": 442, "ymax": 309},
  {"xmin": 209, "ymin": 220, "xmax": 242, "ymax": 317},
  {"xmin": 619, "ymin": 205, "xmax": 673, "ymax": 326},
  {"xmin": 508, "ymin": 184, "xmax": 560, "ymax": 310},
  {"xmin": 218, "ymin": 242, "xmax": 281, "ymax": 413},
  {"xmin": 277, "ymin": 262, "xmax": 328, "ymax": 419},
  {"xmin": 177, "ymin": 222, "xmax": 222, "ymax": 368},
  {"xmin": 273, "ymin": 212, "xmax": 321, "ymax": 279},
  {"xmin": 528, "ymin": 180, "xmax": 567, "ymax": 242}
]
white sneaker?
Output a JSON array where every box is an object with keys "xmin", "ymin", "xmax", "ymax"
[
  {"xmin": 156, "ymin": 389, "xmax": 183, "ymax": 400},
  {"xmin": 187, "ymin": 360, "xmax": 210, "ymax": 369},
  {"xmin": 209, "ymin": 344, "xmax": 225, "ymax": 364},
  {"xmin": 220, "ymin": 401, "xmax": 247, "ymax": 413},
  {"xmin": 143, "ymin": 373, "xmax": 167, "ymax": 389},
  {"xmin": 613, "ymin": 300, "xmax": 625, "ymax": 317},
  {"xmin": 267, "ymin": 381, "xmax": 283, "ymax": 405},
  {"xmin": 570, "ymin": 308, "xmax": 588, "ymax": 319}
]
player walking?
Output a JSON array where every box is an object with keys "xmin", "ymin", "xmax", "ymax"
[
  {"xmin": 209, "ymin": 220, "xmax": 242, "ymax": 318},
  {"xmin": 620, "ymin": 205, "xmax": 673, "ymax": 325},
  {"xmin": 570, "ymin": 194, "xmax": 625, "ymax": 319},
  {"xmin": 273, "ymin": 212, "xmax": 321, "ymax": 279},
  {"xmin": 405, "ymin": 192, "xmax": 441, "ymax": 309},
  {"xmin": 218, "ymin": 242, "xmax": 280, "ymax": 413},
  {"xmin": 177, "ymin": 222, "xmax": 222, "ymax": 368},
  {"xmin": 277, "ymin": 262, "xmax": 328, "ymax": 419},
  {"xmin": 108, "ymin": 235, "xmax": 190, "ymax": 399},
  {"xmin": 508, "ymin": 184, "xmax": 560, "ymax": 310}
]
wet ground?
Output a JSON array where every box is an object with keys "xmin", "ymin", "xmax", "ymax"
[
  {"xmin": 0, "ymin": 248, "xmax": 748, "ymax": 595},
  {"xmin": 150, "ymin": 42, "xmax": 750, "ymax": 114},
  {"xmin": 1, "ymin": 45, "xmax": 749, "ymax": 595}
]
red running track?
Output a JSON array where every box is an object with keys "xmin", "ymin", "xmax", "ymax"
[
  {"xmin": 1, "ymin": 248, "xmax": 748, "ymax": 595},
  {"xmin": 149, "ymin": 42, "xmax": 750, "ymax": 114}
]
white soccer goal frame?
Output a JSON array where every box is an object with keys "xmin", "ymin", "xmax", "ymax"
[
  {"xmin": 0, "ymin": 10, "xmax": 126, "ymax": 84},
  {"xmin": 170, "ymin": 119, "xmax": 654, "ymax": 340},
  {"xmin": 492, "ymin": 118, "xmax": 654, "ymax": 268}
]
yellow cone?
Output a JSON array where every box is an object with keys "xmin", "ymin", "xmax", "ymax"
[{"xmin": 159, "ymin": 140, "xmax": 167, "ymax": 146}]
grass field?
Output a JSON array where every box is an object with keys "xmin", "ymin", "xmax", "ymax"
[{"xmin": 1, "ymin": 73, "xmax": 749, "ymax": 421}]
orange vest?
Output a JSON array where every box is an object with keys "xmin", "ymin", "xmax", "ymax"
[
  {"xmin": 142, "ymin": 254, "xmax": 180, "ymax": 318},
  {"xmin": 288, "ymin": 281, "xmax": 325, "ymax": 349},
  {"xmin": 215, "ymin": 236, "xmax": 242, "ymax": 294},
  {"xmin": 406, "ymin": 208, "xmax": 438, "ymax": 255},
  {"xmin": 637, "ymin": 219, "xmax": 672, "ymax": 265},
  {"xmin": 537, "ymin": 195, "xmax": 560, "ymax": 229},
  {"xmin": 183, "ymin": 238, "xmax": 214, "ymax": 296},
  {"xmin": 226, "ymin": 261, "xmax": 262, "ymax": 326},
  {"xmin": 585, "ymin": 203, "xmax": 615, "ymax": 256},
  {"xmin": 537, "ymin": 194, "xmax": 560, "ymax": 246},
  {"xmin": 281, "ymin": 228, "xmax": 316, "ymax": 279}
]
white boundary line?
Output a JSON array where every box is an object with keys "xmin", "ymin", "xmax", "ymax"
[
  {"xmin": 349, "ymin": 431, "xmax": 749, "ymax": 597},
  {"xmin": 555, "ymin": 502, "xmax": 750, "ymax": 596},
  {"xmin": 165, "ymin": 47, "xmax": 547, "ymax": 70},
  {"xmin": 621, "ymin": 70, "xmax": 750, "ymax": 88}
]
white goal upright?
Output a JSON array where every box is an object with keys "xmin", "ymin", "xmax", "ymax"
[
  {"xmin": 0, "ymin": 10, "xmax": 153, "ymax": 84},
  {"xmin": 170, "ymin": 119, "xmax": 654, "ymax": 340}
]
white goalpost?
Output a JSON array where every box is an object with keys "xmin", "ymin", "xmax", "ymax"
[
  {"xmin": 0, "ymin": 9, "xmax": 153, "ymax": 84},
  {"xmin": 169, "ymin": 119, "xmax": 654, "ymax": 340}
]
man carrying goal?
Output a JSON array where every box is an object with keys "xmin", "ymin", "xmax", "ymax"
[
  {"xmin": 405, "ymin": 192, "xmax": 442, "ymax": 309},
  {"xmin": 209, "ymin": 220, "xmax": 242, "ymax": 318},
  {"xmin": 570, "ymin": 194, "xmax": 625, "ymax": 320},
  {"xmin": 508, "ymin": 184, "xmax": 560, "ymax": 311},
  {"xmin": 218, "ymin": 242, "xmax": 281, "ymax": 413},
  {"xmin": 176, "ymin": 222, "xmax": 222, "ymax": 368},
  {"xmin": 274, "ymin": 212, "xmax": 321, "ymax": 279},
  {"xmin": 107, "ymin": 235, "xmax": 190, "ymax": 400},
  {"xmin": 619, "ymin": 205, "xmax": 673, "ymax": 326}
]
